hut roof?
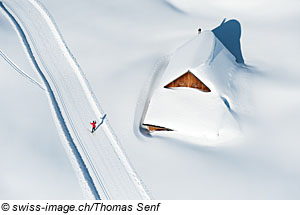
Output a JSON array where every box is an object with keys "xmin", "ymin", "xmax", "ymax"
[{"xmin": 158, "ymin": 30, "xmax": 236, "ymax": 96}]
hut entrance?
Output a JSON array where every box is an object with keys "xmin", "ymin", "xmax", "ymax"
[{"xmin": 164, "ymin": 71, "xmax": 211, "ymax": 92}]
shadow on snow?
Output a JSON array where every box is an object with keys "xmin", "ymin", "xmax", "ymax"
[{"xmin": 212, "ymin": 19, "xmax": 244, "ymax": 64}]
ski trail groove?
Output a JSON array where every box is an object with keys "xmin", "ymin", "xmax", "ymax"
[
  {"xmin": 0, "ymin": 0, "xmax": 150, "ymax": 199},
  {"xmin": 0, "ymin": 2, "xmax": 102, "ymax": 200},
  {"xmin": 0, "ymin": 49, "xmax": 45, "ymax": 90}
]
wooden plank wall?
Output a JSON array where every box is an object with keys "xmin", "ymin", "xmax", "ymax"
[
  {"xmin": 164, "ymin": 71, "xmax": 211, "ymax": 92},
  {"xmin": 142, "ymin": 124, "xmax": 173, "ymax": 132}
]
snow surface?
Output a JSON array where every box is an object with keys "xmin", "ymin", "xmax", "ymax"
[{"xmin": 1, "ymin": 0, "xmax": 300, "ymax": 199}]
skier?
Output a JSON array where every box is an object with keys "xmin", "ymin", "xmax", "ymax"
[
  {"xmin": 90, "ymin": 120, "xmax": 97, "ymax": 133},
  {"xmin": 198, "ymin": 28, "xmax": 201, "ymax": 34},
  {"xmin": 90, "ymin": 114, "xmax": 107, "ymax": 134}
]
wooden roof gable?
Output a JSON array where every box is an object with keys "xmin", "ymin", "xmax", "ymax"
[{"xmin": 164, "ymin": 71, "xmax": 211, "ymax": 92}]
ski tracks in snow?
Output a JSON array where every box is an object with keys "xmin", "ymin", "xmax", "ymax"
[
  {"xmin": 0, "ymin": 0, "xmax": 150, "ymax": 200},
  {"xmin": 0, "ymin": 49, "xmax": 45, "ymax": 90}
]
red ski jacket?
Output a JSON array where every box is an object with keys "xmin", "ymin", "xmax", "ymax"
[{"xmin": 90, "ymin": 122, "xmax": 96, "ymax": 128}]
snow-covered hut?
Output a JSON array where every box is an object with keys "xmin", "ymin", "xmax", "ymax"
[{"xmin": 142, "ymin": 30, "xmax": 241, "ymax": 139}]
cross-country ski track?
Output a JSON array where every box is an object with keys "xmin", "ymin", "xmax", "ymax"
[
  {"xmin": 0, "ymin": 49, "xmax": 45, "ymax": 90},
  {"xmin": 0, "ymin": 0, "xmax": 150, "ymax": 200}
]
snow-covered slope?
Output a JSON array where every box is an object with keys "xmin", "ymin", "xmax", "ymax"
[
  {"xmin": 143, "ymin": 31, "xmax": 241, "ymax": 141},
  {"xmin": 1, "ymin": 0, "xmax": 149, "ymax": 200},
  {"xmin": 1, "ymin": 0, "xmax": 300, "ymax": 200},
  {"xmin": 0, "ymin": 4, "xmax": 83, "ymax": 199}
]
